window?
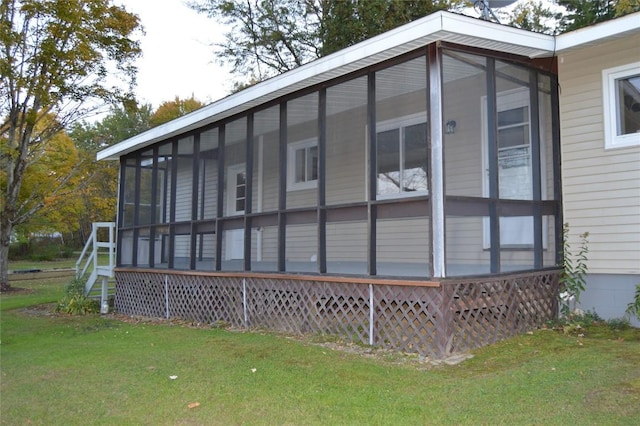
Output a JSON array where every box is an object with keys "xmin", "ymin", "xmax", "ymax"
[
  {"xmin": 376, "ymin": 114, "xmax": 428, "ymax": 198},
  {"xmin": 287, "ymin": 138, "xmax": 318, "ymax": 190},
  {"xmin": 603, "ymin": 62, "xmax": 640, "ymax": 149}
]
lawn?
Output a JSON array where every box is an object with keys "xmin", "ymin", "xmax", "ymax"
[{"xmin": 1, "ymin": 272, "xmax": 639, "ymax": 425}]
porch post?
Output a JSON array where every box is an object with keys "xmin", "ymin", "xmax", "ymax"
[{"xmin": 429, "ymin": 44, "xmax": 445, "ymax": 278}]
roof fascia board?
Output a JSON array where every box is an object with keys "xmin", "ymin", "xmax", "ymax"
[
  {"xmin": 98, "ymin": 11, "xmax": 558, "ymax": 161},
  {"xmin": 556, "ymin": 11, "xmax": 640, "ymax": 51},
  {"xmin": 440, "ymin": 13, "xmax": 553, "ymax": 54}
]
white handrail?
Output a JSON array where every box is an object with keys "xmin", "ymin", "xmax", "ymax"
[{"xmin": 75, "ymin": 222, "xmax": 116, "ymax": 280}]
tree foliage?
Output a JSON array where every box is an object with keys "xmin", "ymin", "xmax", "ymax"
[
  {"xmin": 0, "ymin": 0, "xmax": 142, "ymax": 290},
  {"xmin": 68, "ymin": 102, "xmax": 153, "ymax": 242},
  {"xmin": 190, "ymin": 0, "xmax": 463, "ymax": 85},
  {"xmin": 320, "ymin": 0, "xmax": 454, "ymax": 56},
  {"xmin": 150, "ymin": 96, "xmax": 205, "ymax": 128},
  {"xmin": 557, "ymin": 0, "xmax": 639, "ymax": 32},
  {"xmin": 504, "ymin": 0, "xmax": 562, "ymax": 34}
]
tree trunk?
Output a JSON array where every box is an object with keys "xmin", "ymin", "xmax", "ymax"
[{"xmin": 0, "ymin": 220, "xmax": 13, "ymax": 292}]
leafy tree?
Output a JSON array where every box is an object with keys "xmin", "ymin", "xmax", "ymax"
[
  {"xmin": 150, "ymin": 96, "xmax": 205, "ymax": 128},
  {"xmin": 0, "ymin": 0, "xmax": 142, "ymax": 291},
  {"xmin": 320, "ymin": 0, "xmax": 454, "ymax": 56},
  {"xmin": 69, "ymin": 102, "xmax": 153, "ymax": 242},
  {"xmin": 190, "ymin": 0, "xmax": 323, "ymax": 82},
  {"xmin": 505, "ymin": 0, "xmax": 562, "ymax": 34},
  {"xmin": 557, "ymin": 0, "xmax": 639, "ymax": 32},
  {"xmin": 189, "ymin": 0, "xmax": 463, "ymax": 85}
]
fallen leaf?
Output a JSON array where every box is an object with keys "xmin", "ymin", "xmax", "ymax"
[{"xmin": 188, "ymin": 402, "xmax": 200, "ymax": 409}]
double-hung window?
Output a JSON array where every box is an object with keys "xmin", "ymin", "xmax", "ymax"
[
  {"xmin": 287, "ymin": 138, "xmax": 318, "ymax": 190},
  {"xmin": 603, "ymin": 61, "xmax": 640, "ymax": 149},
  {"xmin": 376, "ymin": 114, "xmax": 428, "ymax": 198}
]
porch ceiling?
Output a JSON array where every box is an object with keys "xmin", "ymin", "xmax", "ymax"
[{"xmin": 97, "ymin": 10, "xmax": 640, "ymax": 161}]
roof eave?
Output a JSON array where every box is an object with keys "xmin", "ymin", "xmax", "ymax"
[{"xmin": 98, "ymin": 11, "xmax": 558, "ymax": 161}]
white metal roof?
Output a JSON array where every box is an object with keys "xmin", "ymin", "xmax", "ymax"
[{"xmin": 97, "ymin": 10, "xmax": 640, "ymax": 161}]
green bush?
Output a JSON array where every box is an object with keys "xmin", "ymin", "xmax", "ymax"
[
  {"xmin": 626, "ymin": 284, "xmax": 640, "ymax": 321},
  {"xmin": 559, "ymin": 224, "xmax": 589, "ymax": 316},
  {"xmin": 56, "ymin": 277, "xmax": 99, "ymax": 315}
]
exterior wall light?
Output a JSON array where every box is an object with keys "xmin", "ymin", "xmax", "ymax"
[{"xmin": 445, "ymin": 120, "xmax": 457, "ymax": 134}]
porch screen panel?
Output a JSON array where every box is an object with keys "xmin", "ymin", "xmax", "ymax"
[
  {"xmin": 199, "ymin": 128, "xmax": 219, "ymax": 220},
  {"xmin": 538, "ymin": 74, "xmax": 555, "ymax": 201},
  {"xmin": 446, "ymin": 215, "xmax": 490, "ymax": 276},
  {"xmin": 375, "ymin": 57, "xmax": 428, "ymax": 198},
  {"xmin": 500, "ymin": 215, "xmax": 535, "ymax": 272},
  {"xmin": 156, "ymin": 225, "xmax": 170, "ymax": 267},
  {"xmin": 543, "ymin": 216, "xmax": 557, "ymax": 268},
  {"xmin": 222, "ymin": 117, "xmax": 247, "ymax": 215},
  {"xmin": 174, "ymin": 136, "xmax": 194, "ymax": 222},
  {"xmin": 122, "ymin": 158, "xmax": 136, "ymax": 227},
  {"xmin": 139, "ymin": 149, "xmax": 154, "ymax": 225},
  {"xmin": 253, "ymin": 106, "xmax": 280, "ymax": 213},
  {"xmin": 252, "ymin": 224, "xmax": 278, "ymax": 271},
  {"xmin": 495, "ymin": 61, "xmax": 532, "ymax": 202},
  {"xmin": 158, "ymin": 142, "xmax": 173, "ymax": 225},
  {"xmin": 286, "ymin": 93, "xmax": 318, "ymax": 209},
  {"xmin": 136, "ymin": 227, "xmax": 152, "ymax": 267},
  {"xmin": 120, "ymin": 230, "xmax": 133, "ymax": 266},
  {"xmin": 173, "ymin": 233, "xmax": 191, "ymax": 269},
  {"xmin": 286, "ymin": 223, "xmax": 317, "ymax": 273},
  {"xmin": 325, "ymin": 220, "xmax": 367, "ymax": 274},
  {"xmin": 195, "ymin": 221, "xmax": 216, "ymax": 271},
  {"xmin": 326, "ymin": 77, "xmax": 367, "ymax": 205},
  {"xmin": 222, "ymin": 117, "xmax": 247, "ymax": 270},
  {"xmin": 442, "ymin": 50, "xmax": 487, "ymax": 198},
  {"xmin": 377, "ymin": 217, "xmax": 430, "ymax": 277}
]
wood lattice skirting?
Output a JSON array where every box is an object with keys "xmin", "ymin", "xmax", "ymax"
[{"xmin": 114, "ymin": 269, "xmax": 560, "ymax": 358}]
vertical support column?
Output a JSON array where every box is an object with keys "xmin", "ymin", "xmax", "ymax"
[
  {"xmin": 116, "ymin": 158, "xmax": 126, "ymax": 266},
  {"xmin": 132, "ymin": 153, "xmax": 141, "ymax": 266},
  {"xmin": 529, "ymin": 71, "xmax": 543, "ymax": 268},
  {"xmin": 318, "ymin": 88, "xmax": 327, "ymax": 274},
  {"xmin": 437, "ymin": 283, "xmax": 454, "ymax": 358},
  {"xmin": 168, "ymin": 141, "xmax": 179, "ymax": 269},
  {"xmin": 100, "ymin": 276, "xmax": 109, "ymax": 314},
  {"xmin": 369, "ymin": 284, "xmax": 374, "ymax": 346},
  {"xmin": 149, "ymin": 146, "xmax": 159, "ymax": 267},
  {"xmin": 486, "ymin": 58, "xmax": 501, "ymax": 273},
  {"xmin": 190, "ymin": 133, "xmax": 201, "ymax": 270},
  {"xmin": 215, "ymin": 125, "xmax": 226, "ymax": 271},
  {"xmin": 367, "ymin": 72, "xmax": 377, "ymax": 276},
  {"xmin": 429, "ymin": 44, "xmax": 446, "ymax": 278},
  {"xmin": 550, "ymin": 75, "xmax": 563, "ymax": 267},
  {"xmin": 244, "ymin": 114, "xmax": 254, "ymax": 271},
  {"xmin": 278, "ymin": 103, "xmax": 287, "ymax": 272}
]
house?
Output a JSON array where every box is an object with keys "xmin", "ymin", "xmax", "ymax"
[
  {"xmin": 97, "ymin": 10, "xmax": 640, "ymax": 357},
  {"xmin": 556, "ymin": 15, "xmax": 640, "ymax": 325}
]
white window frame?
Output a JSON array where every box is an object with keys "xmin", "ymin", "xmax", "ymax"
[
  {"xmin": 374, "ymin": 112, "xmax": 429, "ymax": 200},
  {"xmin": 287, "ymin": 138, "xmax": 318, "ymax": 191},
  {"xmin": 602, "ymin": 61, "xmax": 640, "ymax": 150}
]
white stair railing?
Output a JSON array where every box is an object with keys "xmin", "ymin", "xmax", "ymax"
[{"xmin": 75, "ymin": 222, "xmax": 116, "ymax": 312}]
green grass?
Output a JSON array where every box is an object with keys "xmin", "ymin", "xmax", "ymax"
[{"xmin": 1, "ymin": 278, "xmax": 639, "ymax": 425}]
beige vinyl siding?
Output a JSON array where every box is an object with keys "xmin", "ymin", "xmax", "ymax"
[{"xmin": 559, "ymin": 34, "xmax": 640, "ymax": 275}]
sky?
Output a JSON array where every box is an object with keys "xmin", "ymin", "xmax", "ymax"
[
  {"xmin": 119, "ymin": 0, "xmax": 233, "ymax": 108},
  {"xmin": 117, "ymin": 0, "xmax": 559, "ymax": 110}
]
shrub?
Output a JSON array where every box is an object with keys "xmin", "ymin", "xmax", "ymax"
[
  {"xmin": 626, "ymin": 284, "xmax": 640, "ymax": 321},
  {"xmin": 559, "ymin": 224, "xmax": 589, "ymax": 316},
  {"xmin": 56, "ymin": 276, "xmax": 99, "ymax": 315}
]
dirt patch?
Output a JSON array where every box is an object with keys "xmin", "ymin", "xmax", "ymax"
[{"xmin": 19, "ymin": 303, "xmax": 58, "ymax": 317}]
